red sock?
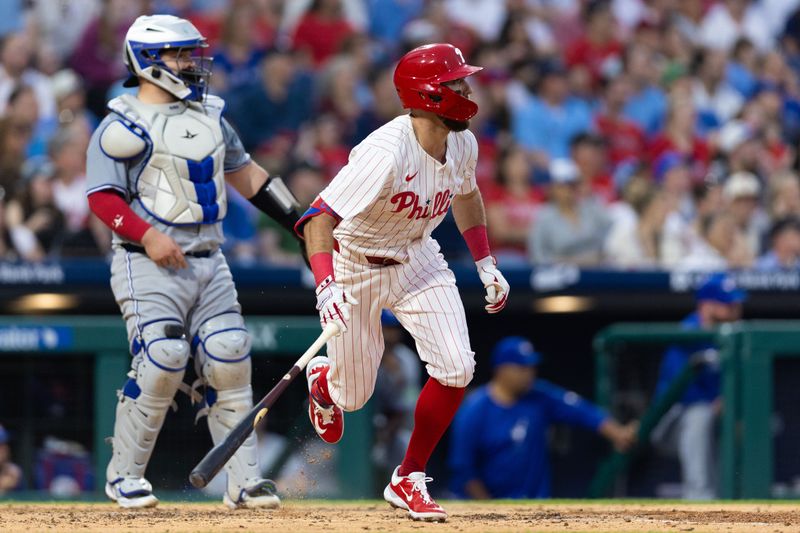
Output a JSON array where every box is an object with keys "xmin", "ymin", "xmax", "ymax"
[
  {"xmin": 310, "ymin": 366, "xmax": 334, "ymax": 406},
  {"xmin": 398, "ymin": 378, "xmax": 466, "ymax": 476}
]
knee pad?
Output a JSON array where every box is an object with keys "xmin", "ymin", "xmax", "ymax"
[
  {"xmin": 194, "ymin": 312, "xmax": 252, "ymax": 391},
  {"xmin": 132, "ymin": 319, "xmax": 190, "ymax": 398}
]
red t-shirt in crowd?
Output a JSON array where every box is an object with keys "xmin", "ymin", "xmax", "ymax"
[
  {"xmin": 565, "ymin": 38, "xmax": 623, "ymax": 84},
  {"xmin": 647, "ymin": 134, "xmax": 711, "ymax": 180},
  {"xmin": 483, "ymin": 182, "xmax": 545, "ymax": 253},
  {"xmin": 292, "ymin": 13, "xmax": 354, "ymax": 66},
  {"xmin": 594, "ymin": 113, "xmax": 647, "ymax": 166}
]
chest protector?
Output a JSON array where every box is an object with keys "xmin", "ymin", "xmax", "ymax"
[{"xmin": 106, "ymin": 94, "xmax": 227, "ymax": 225}]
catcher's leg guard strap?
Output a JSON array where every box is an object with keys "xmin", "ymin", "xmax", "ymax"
[
  {"xmin": 107, "ymin": 320, "xmax": 189, "ymax": 481},
  {"xmin": 207, "ymin": 384, "xmax": 262, "ymax": 497}
]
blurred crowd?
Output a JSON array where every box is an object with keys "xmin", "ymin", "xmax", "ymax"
[{"xmin": 0, "ymin": 0, "xmax": 799, "ymax": 271}]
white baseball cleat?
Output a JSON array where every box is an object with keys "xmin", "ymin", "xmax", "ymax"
[
  {"xmin": 223, "ymin": 479, "xmax": 281, "ymax": 510},
  {"xmin": 383, "ymin": 466, "xmax": 447, "ymax": 522},
  {"xmin": 105, "ymin": 477, "xmax": 159, "ymax": 509}
]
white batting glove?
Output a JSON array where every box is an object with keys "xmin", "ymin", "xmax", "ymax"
[
  {"xmin": 315, "ymin": 276, "xmax": 358, "ymax": 334},
  {"xmin": 476, "ymin": 256, "xmax": 509, "ymax": 314}
]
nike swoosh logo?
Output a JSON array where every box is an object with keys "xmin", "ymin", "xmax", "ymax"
[
  {"xmin": 398, "ymin": 485, "xmax": 413, "ymax": 502},
  {"xmin": 312, "ymin": 412, "xmax": 328, "ymax": 434},
  {"xmin": 405, "ymin": 171, "xmax": 418, "ymax": 182}
]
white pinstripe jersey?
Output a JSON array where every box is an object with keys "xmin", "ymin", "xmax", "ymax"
[{"xmin": 320, "ymin": 114, "xmax": 478, "ymax": 263}]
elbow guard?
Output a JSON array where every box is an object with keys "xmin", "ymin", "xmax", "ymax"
[{"xmin": 248, "ymin": 176, "xmax": 301, "ymax": 235}]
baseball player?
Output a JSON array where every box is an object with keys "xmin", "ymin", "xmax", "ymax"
[
  {"xmin": 295, "ymin": 43, "xmax": 510, "ymax": 522},
  {"xmin": 85, "ymin": 15, "xmax": 304, "ymax": 509}
]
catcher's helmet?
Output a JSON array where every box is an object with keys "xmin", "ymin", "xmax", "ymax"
[
  {"xmin": 393, "ymin": 43, "xmax": 482, "ymax": 121},
  {"xmin": 123, "ymin": 15, "xmax": 211, "ymax": 102}
]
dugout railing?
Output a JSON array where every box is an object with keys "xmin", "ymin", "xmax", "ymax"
[
  {"xmin": 590, "ymin": 321, "xmax": 800, "ymax": 499},
  {"xmin": 0, "ymin": 315, "xmax": 372, "ymax": 498}
]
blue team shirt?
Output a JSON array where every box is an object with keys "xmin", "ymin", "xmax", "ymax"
[
  {"xmin": 448, "ymin": 379, "xmax": 608, "ymax": 499},
  {"xmin": 654, "ymin": 312, "xmax": 720, "ymax": 405}
]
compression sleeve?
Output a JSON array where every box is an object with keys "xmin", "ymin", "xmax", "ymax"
[{"xmin": 88, "ymin": 190, "xmax": 151, "ymax": 242}]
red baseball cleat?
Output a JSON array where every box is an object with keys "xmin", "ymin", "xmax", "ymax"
[
  {"xmin": 306, "ymin": 356, "xmax": 344, "ymax": 444},
  {"xmin": 383, "ymin": 466, "xmax": 447, "ymax": 522}
]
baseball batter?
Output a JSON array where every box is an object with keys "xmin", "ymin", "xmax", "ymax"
[
  {"xmin": 295, "ymin": 43, "xmax": 510, "ymax": 522},
  {"xmin": 85, "ymin": 15, "xmax": 304, "ymax": 509}
]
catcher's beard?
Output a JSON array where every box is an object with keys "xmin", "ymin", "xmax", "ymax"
[{"xmin": 439, "ymin": 116, "xmax": 471, "ymax": 132}]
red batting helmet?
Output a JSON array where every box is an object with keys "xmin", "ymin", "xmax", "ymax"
[{"xmin": 393, "ymin": 43, "xmax": 483, "ymax": 121}]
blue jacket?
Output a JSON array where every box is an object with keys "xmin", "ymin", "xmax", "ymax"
[
  {"xmin": 654, "ymin": 312, "xmax": 720, "ymax": 405},
  {"xmin": 448, "ymin": 379, "xmax": 607, "ymax": 499}
]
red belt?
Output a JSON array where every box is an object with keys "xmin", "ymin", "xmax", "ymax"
[{"xmin": 365, "ymin": 255, "xmax": 401, "ymax": 266}]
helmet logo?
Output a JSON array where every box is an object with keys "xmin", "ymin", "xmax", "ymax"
[{"xmin": 454, "ymin": 47, "xmax": 465, "ymax": 63}]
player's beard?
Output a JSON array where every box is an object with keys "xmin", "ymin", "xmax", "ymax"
[{"xmin": 439, "ymin": 116, "xmax": 470, "ymax": 132}]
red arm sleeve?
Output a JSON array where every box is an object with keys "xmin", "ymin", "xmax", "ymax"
[{"xmin": 87, "ymin": 190, "xmax": 151, "ymax": 243}]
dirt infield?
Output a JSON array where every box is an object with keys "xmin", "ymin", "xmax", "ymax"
[{"xmin": 1, "ymin": 501, "xmax": 799, "ymax": 533}]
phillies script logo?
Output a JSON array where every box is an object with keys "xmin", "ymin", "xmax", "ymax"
[{"xmin": 390, "ymin": 190, "xmax": 452, "ymax": 220}]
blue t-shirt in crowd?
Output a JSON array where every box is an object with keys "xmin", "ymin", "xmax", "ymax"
[
  {"xmin": 448, "ymin": 379, "xmax": 608, "ymax": 499},
  {"xmin": 511, "ymin": 96, "xmax": 592, "ymax": 159},
  {"xmin": 623, "ymin": 84, "xmax": 667, "ymax": 138},
  {"xmin": 654, "ymin": 312, "xmax": 720, "ymax": 405}
]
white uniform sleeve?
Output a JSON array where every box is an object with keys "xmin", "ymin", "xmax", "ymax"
[
  {"xmin": 457, "ymin": 130, "xmax": 479, "ymax": 195},
  {"xmin": 320, "ymin": 143, "xmax": 396, "ymax": 220}
]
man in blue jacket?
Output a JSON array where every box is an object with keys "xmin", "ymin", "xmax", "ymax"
[
  {"xmin": 448, "ymin": 337, "xmax": 636, "ymax": 499},
  {"xmin": 652, "ymin": 273, "xmax": 745, "ymax": 499}
]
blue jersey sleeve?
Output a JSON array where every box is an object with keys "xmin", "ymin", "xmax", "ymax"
[
  {"xmin": 536, "ymin": 380, "xmax": 607, "ymax": 432},
  {"xmin": 447, "ymin": 389, "xmax": 487, "ymax": 498}
]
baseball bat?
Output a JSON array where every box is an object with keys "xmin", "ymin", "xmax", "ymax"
[{"xmin": 189, "ymin": 322, "xmax": 339, "ymax": 489}]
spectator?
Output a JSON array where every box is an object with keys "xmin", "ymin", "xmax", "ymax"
[
  {"xmin": 444, "ymin": 0, "xmax": 507, "ymax": 43},
  {"xmin": 652, "ymin": 274, "xmax": 745, "ymax": 499},
  {"xmin": 570, "ymin": 133, "xmax": 615, "ymax": 203},
  {"xmin": 448, "ymin": 336, "xmax": 636, "ymax": 499},
  {"xmin": 50, "ymin": 69, "xmax": 97, "ymax": 132},
  {"xmin": 225, "ymin": 49, "xmax": 314, "ymax": 153},
  {"xmin": 691, "ymin": 48, "xmax": 744, "ymax": 131},
  {"xmin": 210, "ymin": 2, "xmax": 273, "ymax": 94},
  {"xmin": 714, "ymin": 119, "xmax": 762, "ymax": 177},
  {"xmin": 5, "ymin": 156, "xmax": 62, "ymax": 261},
  {"xmin": 291, "ymin": 0, "xmax": 357, "ymax": 68},
  {"xmin": 372, "ymin": 310, "xmax": 421, "ymax": 484},
  {"xmin": 48, "ymin": 126, "xmax": 109, "ymax": 256},
  {"xmin": 647, "ymin": 99, "xmax": 711, "ymax": 180},
  {"xmin": 755, "ymin": 217, "xmax": 800, "ymax": 271},
  {"xmin": 68, "ymin": 0, "xmax": 139, "ymax": 117},
  {"xmin": 594, "ymin": 75, "xmax": 647, "ymax": 170},
  {"xmin": 5, "ymin": 84, "xmax": 55, "ymax": 159},
  {"xmin": 604, "ymin": 185, "xmax": 671, "ymax": 269},
  {"xmin": 0, "ymin": 31, "xmax": 56, "ymax": 120},
  {"xmin": 484, "ymin": 146, "xmax": 544, "ymax": 265},
  {"xmin": 565, "ymin": 0, "xmax": 623, "ymax": 86},
  {"xmin": 0, "ymin": 424, "xmax": 21, "ymax": 494},
  {"xmin": 623, "ymin": 43, "xmax": 668, "ymax": 137},
  {"xmin": 662, "ymin": 180, "xmax": 724, "ymax": 269},
  {"xmin": 768, "ymin": 171, "xmax": 800, "ymax": 220},
  {"xmin": 528, "ymin": 158, "xmax": 610, "ymax": 266},
  {"xmin": 676, "ymin": 211, "xmax": 744, "ymax": 271},
  {"xmin": 700, "ymin": 0, "xmax": 773, "ymax": 52},
  {"xmin": 366, "ymin": 0, "xmax": 425, "ymax": 56},
  {"xmin": 722, "ymin": 170, "xmax": 768, "ymax": 262},
  {"xmin": 512, "ymin": 61, "xmax": 592, "ymax": 162}
]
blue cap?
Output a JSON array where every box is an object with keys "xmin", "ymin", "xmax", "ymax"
[
  {"xmin": 380, "ymin": 309, "xmax": 401, "ymax": 328},
  {"xmin": 653, "ymin": 151, "xmax": 687, "ymax": 182},
  {"xmin": 696, "ymin": 273, "xmax": 746, "ymax": 304},
  {"xmin": 0, "ymin": 424, "xmax": 8, "ymax": 444},
  {"xmin": 491, "ymin": 337, "xmax": 541, "ymax": 368}
]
